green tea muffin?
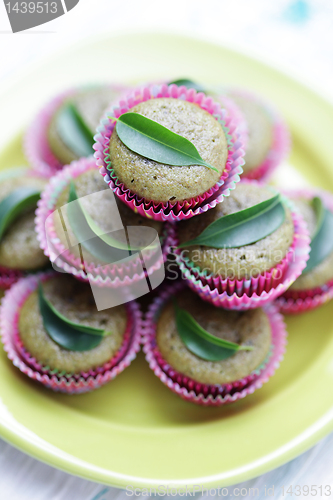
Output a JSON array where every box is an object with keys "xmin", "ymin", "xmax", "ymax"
[
  {"xmin": 52, "ymin": 166, "xmax": 164, "ymax": 266},
  {"xmin": 289, "ymin": 197, "xmax": 333, "ymax": 291},
  {"xmin": 156, "ymin": 289, "xmax": 271, "ymax": 385},
  {"xmin": 0, "ymin": 174, "xmax": 48, "ymax": 271},
  {"xmin": 1, "ymin": 270, "xmax": 141, "ymax": 393},
  {"xmin": 178, "ymin": 182, "xmax": 294, "ymax": 279},
  {"xmin": 109, "ymin": 98, "xmax": 228, "ymax": 203},
  {"xmin": 228, "ymin": 94, "xmax": 273, "ymax": 174},
  {"xmin": 18, "ymin": 274, "xmax": 127, "ymax": 373},
  {"xmin": 224, "ymin": 89, "xmax": 290, "ymax": 180},
  {"xmin": 48, "ymin": 86, "xmax": 124, "ymax": 166}
]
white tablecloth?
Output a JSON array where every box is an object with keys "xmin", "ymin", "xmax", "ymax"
[{"xmin": 0, "ymin": 0, "xmax": 333, "ymax": 497}]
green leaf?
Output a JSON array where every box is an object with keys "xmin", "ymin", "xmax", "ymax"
[
  {"xmin": 178, "ymin": 194, "xmax": 285, "ymax": 249},
  {"xmin": 38, "ymin": 283, "xmax": 108, "ymax": 351},
  {"xmin": 67, "ymin": 181, "xmax": 135, "ymax": 264},
  {"xmin": 169, "ymin": 79, "xmax": 207, "ymax": 93},
  {"xmin": 115, "ymin": 112, "xmax": 219, "ymax": 173},
  {"xmin": 56, "ymin": 102, "xmax": 95, "ymax": 158},
  {"xmin": 303, "ymin": 196, "xmax": 333, "ymax": 273},
  {"xmin": 0, "ymin": 187, "xmax": 41, "ymax": 241},
  {"xmin": 174, "ymin": 302, "xmax": 253, "ymax": 361}
]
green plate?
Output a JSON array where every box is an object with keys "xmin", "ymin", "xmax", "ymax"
[{"xmin": 1, "ymin": 32, "xmax": 333, "ymax": 490}]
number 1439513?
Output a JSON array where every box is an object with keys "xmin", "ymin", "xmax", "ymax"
[{"xmin": 5, "ymin": 2, "xmax": 58, "ymax": 14}]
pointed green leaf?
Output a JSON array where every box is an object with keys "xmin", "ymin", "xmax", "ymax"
[
  {"xmin": 303, "ymin": 196, "xmax": 333, "ymax": 273},
  {"xmin": 178, "ymin": 194, "xmax": 285, "ymax": 249},
  {"xmin": 67, "ymin": 181, "xmax": 135, "ymax": 264},
  {"xmin": 115, "ymin": 112, "xmax": 219, "ymax": 172},
  {"xmin": 38, "ymin": 283, "xmax": 108, "ymax": 351},
  {"xmin": 0, "ymin": 187, "xmax": 41, "ymax": 241},
  {"xmin": 57, "ymin": 102, "xmax": 95, "ymax": 158},
  {"xmin": 169, "ymin": 79, "xmax": 207, "ymax": 93},
  {"xmin": 175, "ymin": 302, "xmax": 253, "ymax": 361}
]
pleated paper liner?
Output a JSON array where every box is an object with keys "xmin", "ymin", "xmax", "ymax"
[
  {"xmin": 94, "ymin": 83, "xmax": 245, "ymax": 221},
  {"xmin": 0, "ymin": 271, "xmax": 142, "ymax": 394}
]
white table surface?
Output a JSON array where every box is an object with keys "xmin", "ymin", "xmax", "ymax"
[{"xmin": 1, "ymin": 1, "xmax": 333, "ymax": 498}]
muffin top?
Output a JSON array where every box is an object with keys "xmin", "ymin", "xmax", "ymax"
[
  {"xmin": 48, "ymin": 86, "xmax": 121, "ymax": 165},
  {"xmin": 290, "ymin": 197, "xmax": 333, "ymax": 290},
  {"xmin": 227, "ymin": 93, "xmax": 273, "ymax": 174},
  {"xmin": 178, "ymin": 182, "xmax": 294, "ymax": 279},
  {"xmin": 156, "ymin": 289, "xmax": 271, "ymax": 385},
  {"xmin": 53, "ymin": 168, "xmax": 164, "ymax": 265},
  {"xmin": 19, "ymin": 275, "xmax": 127, "ymax": 373},
  {"xmin": 0, "ymin": 175, "xmax": 49, "ymax": 271},
  {"xmin": 109, "ymin": 98, "xmax": 228, "ymax": 203}
]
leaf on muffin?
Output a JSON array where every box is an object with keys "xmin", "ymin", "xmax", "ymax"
[
  {"xmin": 0, "ymin": 187, "xmax": 41, "ymax": 241},
  {"xmin": 114, "ymin": 112, "xmax": 219, "ymax": 172},
  {"xmin": 38, "ymin": 282, "xmax": 109, "ymax": 351},
  {"xmin": 178, "ymin": 193, "xmax": 285, "ymax": 249},
  {"xmin": 303, "ymin": 196, "xmax": 333, "ymax": 273},
  {"xmin": 174, "ymin": 302, "xmax": 253, "ymax": 361},
  {"xmin": 168, "ymin": 78, "xmax": 207, "ymax": 93},
  {"xmin": 66, "ymin": 181, "xmax": 136, "ymax": 264},
  {"xmin": 57, "ymin": 102, "xmax": 95, "ymax": 158}
]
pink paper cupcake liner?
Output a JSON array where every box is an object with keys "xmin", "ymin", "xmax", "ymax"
[
  {"xmin": 0, "ymin": 266, "xmax": 23, "ymax": 290},
  {"xmin": 277, "ymin": 188, "xmax": 333, "ymax": 314},
  {"xmin": 225, "ymin": 88, "xmax": 290, "ymax": 181},
  {"xmin": 142, "ymin": 282, "xmax": 287, "ymax": 406},
  {"xmin": 0, "ymin": 271, "xmax": 142, "ymax": 394},
  {"xmin": 94, "ymin": 83, "xmax": 245, "ymax": 222},
  {"xmin": 173, "ymin": 187, "xmax": 310, "ymax": 310},
  {"xmin": 35, "ymin": 157, "xmax": 173, "ymax": 287},
  {"xmin": 24, "ymin": 84, "xmax": 130, "ymax": 178}
]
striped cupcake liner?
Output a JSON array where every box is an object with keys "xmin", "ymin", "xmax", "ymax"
[
  {"xmin": 224, "ymin": 88, "xmax": 291, "ymax": 181},
  {"xmin": 24, "ymin": 84, "xmax": 130, "ymax": 177},
  {"xmin": 142, "ymin": 282, "xmax": 287, "ymax": 406},
  {"xmin": 0, "ymin": 271, "xmax": 142, "ymax": 394},
  {"xmin": 278, "ymin": 188, "xmax": 333, "ymax": 314},
  {"xmin": 35, "ymin": 157, "xmax": 173, "ymax": 287},
  {"xmin": 173, "ymin": 187, "xmax": 310, "ymax": 310},
  {"xmin": 94, "ymin": 83, "xmax": 245, "ymax": 222}
]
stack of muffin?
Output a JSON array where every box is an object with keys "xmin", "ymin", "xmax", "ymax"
[{"xmin": 0, "ymin": 80, "xmax": 332, "ymax": 405}]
